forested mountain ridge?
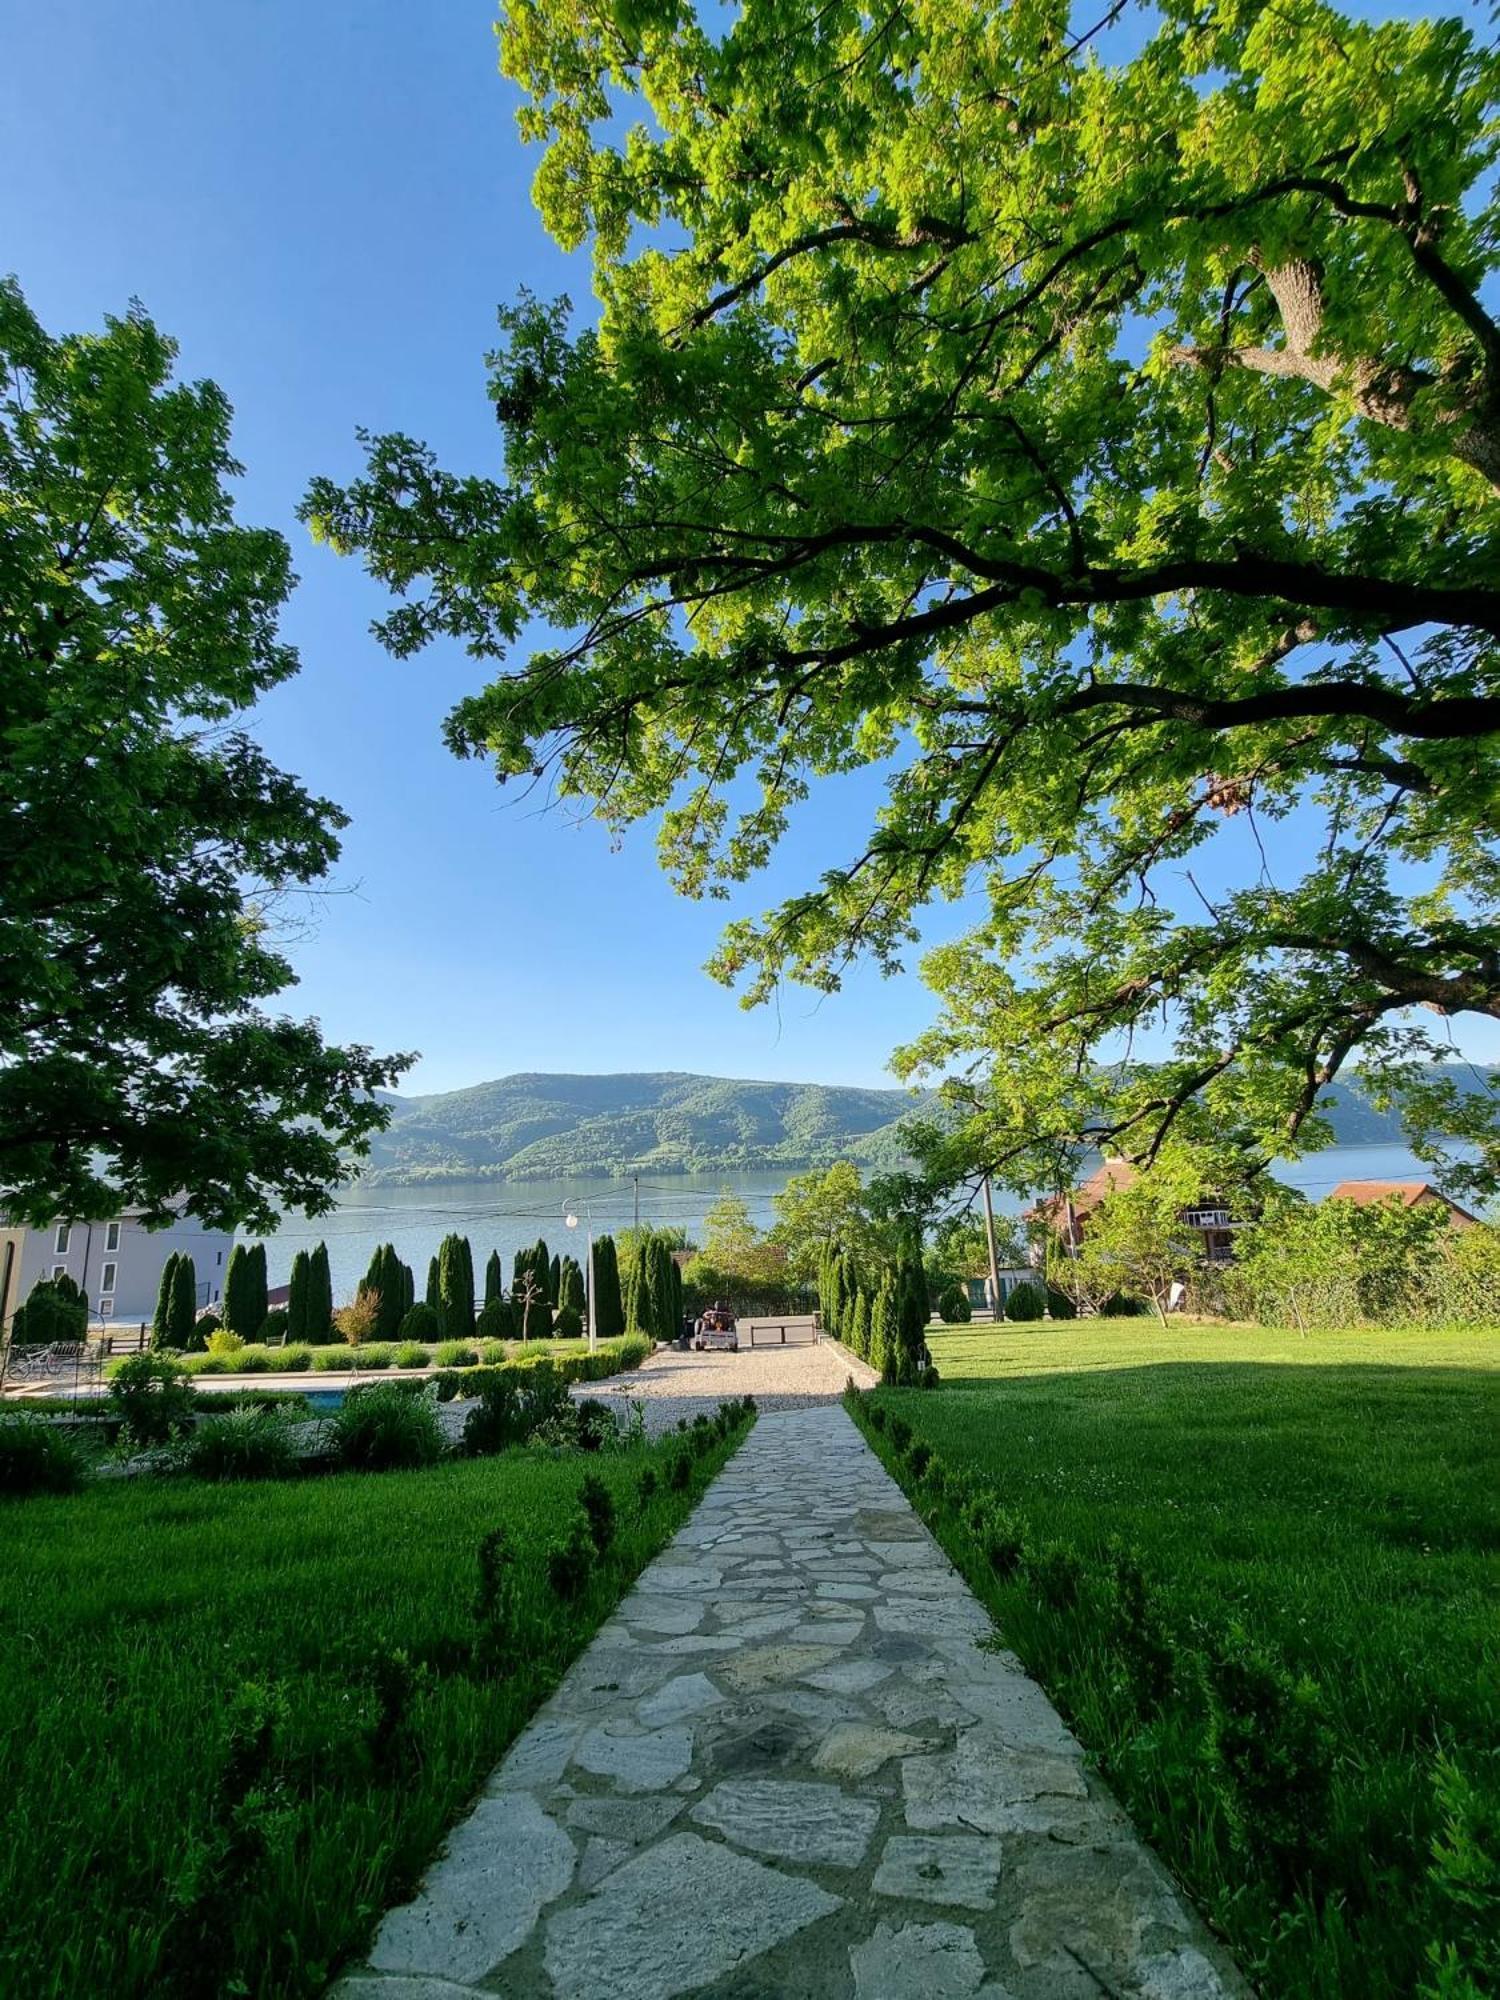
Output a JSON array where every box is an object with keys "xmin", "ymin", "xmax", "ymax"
[
  {"xmin": 358, "ymin": 1065, "xmax": 1496, "ymax": 1184},
  {"xmin": 361, "ymin": 1071, "xmax": 919, "ymax": 1182}
]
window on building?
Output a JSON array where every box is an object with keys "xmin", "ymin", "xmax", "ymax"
[
  {"xmin": 100, "ymin": 1262, "xmax": 117, "ymax": 1295},
  {"xmin": 54, "ymin": 1224, "xmax": 70, "ymax": 1254},
  {"xmin": 216, "ymin": 1249, "xmax": 223, "ymax": 1265},
  {"xmin": 105, "ymin": 1221, "xmax": 121, "ymax": 1253},
  {"xmin": 52, "ymin": 1263, "xmax": 67, "ymax": 1281}
]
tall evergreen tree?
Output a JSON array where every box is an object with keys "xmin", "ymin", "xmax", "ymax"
[
  {"xmin": 168, "ymin": 1253, "xmax": 197, "ymax": 1351},
  {"xmin": 548, "ymin": 1251, "xmax": 561, "ymax": 1306},
  {"xmin": 247, "ymin": 1243, "xmax": 268, "ymax": 1335},
  {"xmin": 871, "ymin": 1273, "xmax": 896, "ymax": 1381},
  {"xmin": 893, "ymin": 1244, "xmax": 930, "ymax": 1386},
  {"xmin": 850, "ymin": 1289, "xmax": 871, "ymax": 1363},
  {"xmin": 484, "ymin": 1249, "xmax": 504, "ymax": 1305},
  {"xmin": 624, "ymin": 1237, "xmax": 651, "ymax": 1335},
  {"xmin": 523, "ymin": 1280, "xmax": 553, "ymax": 1342},
  {"xmin": 426, "ymin": 1254, "xmax": 441, "ymax": 1310},
  {"xmin": 559, "ymin": 1256, "xmax": 586, "ymax": 1316},
  {"xmin": 152, "ymin": 1252, "xmax": 181, "ymax": 1350},
  {"xmin": 362, "ymin": 1244, "xmax": 384, "ymax": 1298},
  {"xmin": 287, "ymin": 1248, "xmax": 311, "ymax": 1341},
  {"xmin": 221, "ymin": 1243, "xmax": 253, "ymax": 1338},
  {"xmin": 592, "ymin": 1235, "xmax": 625, "ymax": 1340},
  {"xmin": 437, "ymin": 1232, "xmax": 475, "ymax": 1340},
  {"xmin": 513, "ymin": 1246, "xmax": 532, "ymax": 1294},
  {"xmin": 646, "ymin": 1237, "xmax": 678, "ymax": 1344},
  {"xmin": 307, "ymin": 1242, "xmax": 333, "ymax": 1342}
]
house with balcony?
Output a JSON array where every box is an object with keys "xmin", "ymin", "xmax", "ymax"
[
  {"xmin": 1028, "ymin": 1159, "xmax": 1252, "ymax": 1266},
  {"xmin": 0, "ymin": 1205, "xmax": 236, "ymax": 1331}
]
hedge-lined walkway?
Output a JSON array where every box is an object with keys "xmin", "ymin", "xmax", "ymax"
[{"xmin": 333, "ymin": 1405, "xmax": 1245, "ymax": 1999}]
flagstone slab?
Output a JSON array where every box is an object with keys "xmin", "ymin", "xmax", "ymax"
[
  {"xmin": 873, "ymin": 1832, "xmax": 1005, "ymax": 1911},
  {"xmin": 691, "ymin": 1776, "xmax": 880, "ymax": 1866},
  {"xmin": 366, "ymin": 1793, "xmax": 574, "ymax": 1985},
  {"xmin": 541, "ymin": 1832, "xmax": 841, "ymax": 2000}
]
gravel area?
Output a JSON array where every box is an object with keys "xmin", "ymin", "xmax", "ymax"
[{"xmin": 571, "ymin": 1340, "xmax": 877, "ymax": 1438}]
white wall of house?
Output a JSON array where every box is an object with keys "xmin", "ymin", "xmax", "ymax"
[{"xmin": 3, "ymin": 1210, "xmax": 237, "ymax": 1327}]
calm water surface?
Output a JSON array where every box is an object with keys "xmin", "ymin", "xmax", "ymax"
[{"xmin": 258, "ymin": 1146, "xmax": 1454, "ymax": 1300}]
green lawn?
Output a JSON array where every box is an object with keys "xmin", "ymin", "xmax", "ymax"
[
  {"xmin": 864, "ymin": 1320, "xmax": 1500, "ymax": 2000},
  {"xmin": 0, "ymin": 1425, "xmax": 745, "ymax": 1999}
]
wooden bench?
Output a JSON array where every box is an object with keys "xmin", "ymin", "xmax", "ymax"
[{"xmin": 739, "ymin": 1314, "xmax": 821, "ymax": 1348}]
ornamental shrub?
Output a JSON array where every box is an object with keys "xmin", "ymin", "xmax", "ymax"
[
  {"xmin": 258, "ymin": 1307, "xmax": 290, "ymax": 1343},
  {"xmin": 579, "ymin": 1472, "xmax": 616, "ymax": 1552},
  {"xmin": 480, "ymin": 1339, "xmax": 507, "ymax": 1366},
  {"xmin": 552, "ymin": 1304, "xmax": 582, "ymax": 1340},
  {"xmin": 476, "ymin": 1295, "xmax": 514, "ymax": 1342},
  {"xmin": 906, "ymin": 1440, "xmax": 932, "ymax": 1478},
  {"xmin": 169, "ymin": 1254, "xmax": 199, "ymax": 1351},
  {"xmin": 332, "ymin": 1383, "xmax": 443, "ymax": 1470},
  {"xmin": 547, "ymin": 1512, "xmax": 595, "ymax": 1599},
  {"xmin": 206, "ymin": 1329, "xmax": 245, "ymax": 1357},
  {"xmin": 1204, "ymin": 1629, "xmax": 1335, "ymax": 1886},
  {"xmin": 1044, "ymin": 1285, "xmax": 1076, "ymax": 1321},
  {"xmin": 637, "ymin": 1463, "xmax": 659, "ymax": 1503},
  {"xmin": 108, "ymin": 1352, "xmax": 196, "ymax": 1447},
  {"xmin": 352, "ymin": 1344, "xmax": 393, "ymax": 1370},
  {"xmin": 936, "ymin": 1283, "xmax": 972, "ymax": 1324},
  {"xmin": 306, "ymin": 1242, "xmax": 334, "ymax": 1342},
  {"xmin": 287, "ymin": 1249, "xmax": 311, "ymax": 1341},
  {"xmin": 1028, "ymin": 1541, "xmax": 1086, "ymax": 1609},
  {"xmin": 668, "ymin": 1451, "xmax": 691, "ymax": 1491},
  {"xmin": 394, "ymin": 1341, "xmax": 430, "ymax": 1370},
  {"xmin": 0, "ymin": 1418, "xmax": 85, "ymax": 1496},
  {"xmin": 398, "ymin": 1302, "xmax": 442, "ymax": 1343},
  {"xmin": 1005, "ymin": 1281, "xmax": 1047, "ymax": 1322},
  {"xmin": 11, "ymin": 1275, "xmax": 88, "ymax": 1348},
  {"xmin": 435, "ymin": 1341, "xmax": 479, "ymax": 1369},
  {"xmin": 187, "ymin": 1404, "xmax": 296, "ymax": 1482},
  {"xmin": 574, "ymin": 1399, "xmax": 616, "ymax": 1452},
  {"xmin": 312, "ymin": 1347, "xmax": 350, "ymax": 1372}
]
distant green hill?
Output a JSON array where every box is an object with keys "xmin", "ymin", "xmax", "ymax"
[
  {"xmin": 357, "ymin": 1062, "xmax": 1495, "ymax": 1186},
  {"xmin": 360, "ymin": 1071, "xmax": 920, "ymax": 1183}
]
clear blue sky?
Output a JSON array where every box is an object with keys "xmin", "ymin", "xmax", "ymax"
[{"xmin": 5, "ymin": 0, "xmax": 1495, "ymax": 1096}]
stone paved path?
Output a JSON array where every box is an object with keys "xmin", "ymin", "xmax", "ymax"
[{"xmin": 333, "ymin": 1407, "xmax": 1249, "ymax": 2000}]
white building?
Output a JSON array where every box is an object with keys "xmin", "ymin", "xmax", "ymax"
[{"xmin": 0, "ymin": 1207, "xmax": 237, "ymax": 1330}]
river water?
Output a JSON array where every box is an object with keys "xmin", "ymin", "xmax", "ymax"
[{"xmin": 257, "ymin": 1144, "xmax": 1455, "ymax": 1300}]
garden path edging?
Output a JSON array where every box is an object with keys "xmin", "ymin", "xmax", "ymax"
[{"xmin": 331, "ymin": 1404, "xmax": 1250, "ymax": 2000}]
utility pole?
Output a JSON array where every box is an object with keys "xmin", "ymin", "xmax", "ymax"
[
  {"xmin": 633, "ymin": 1174, "xmax": 640, "ymax": 1233},
  {"xmin": 980, "ymin": 1174, "xmax": 1003, "ymax": 1321}
]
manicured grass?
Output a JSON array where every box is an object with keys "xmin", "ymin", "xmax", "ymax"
[
  {"xmin": 0, "ymin": 1421, "xmax": 747, "ymax": 1999},
  {"xmin": 863, "ymin": 1320, "xmax": 1500, "ymax": 2000}
]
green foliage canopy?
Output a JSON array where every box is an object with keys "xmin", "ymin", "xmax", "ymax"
[
  {"xmin": 1, "ymin": 282, "xmax": 409, "ymax": 1230},
  {"xmin": 309, "ymin": 0, "xmax": 1500, "ymax": 1196}
]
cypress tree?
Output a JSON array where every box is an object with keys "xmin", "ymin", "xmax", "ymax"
[
  {"xmin": 548, "ymin": 1251, "xmax": 561, "ymax": 1305},
  {"xmin": 646, "ymin": 1237, "xmax": 677, "ymax": 1344},
  {"xmin": 623, "ymin": 1237, "xmax": 649, "ymax": 1333},
  {"xmin": 560, "ymin": 1256, "xmax": 586, "ymax": 1315},
  {"xmin": 592, "ymin": 1236, "xmax": 625, "ymax": 1340},
  {"xmin": 872, "ymin": 1273, "xmax": 896, "ymax": 1380},
  {"xmin": 152, "ymin": 1252, "xmax": 181, "ymax": 1349},
  {"xmin": 531, "ymin": 1237, "xmax": 551, "ymax": 1297},
  {"xmin": 308, "ymin": 1242, "xmax": 333, "ymax": 1342},
  {"xmin": 513, "ymin": 1246, "xmax": 532, "ymax": 1294},
  {"xmin": 373, "ymin": 1243, "xmax": 410, "ymax": 1339},
  {"xmin": 437, "ymin": 1232, "xmax": 475, "ymax": 1340},
  {"xmin": 362, "ymin": 1244, "xmax": 384, "ymax": 1299},
  {"xmin": 484, "ymin": 1249, "xmax": 504, "ymax": 1305},
  {"xmin": 426, "ymin": 1254, "xmax": 441, "ymax": 1310},
  {"xmin": 168, "ymin": 1254, "xmax": 197, "ymax": 1351},
  {"xmin": 669, "ymin": 1256, "xmax": 683, "ymax": 1338},
  {"xmin": 894, "ymin": 1244, "xmax": 930, "ymax": 1385},
  {"xmin": 524, "ymin": 1282, "xmax": 553, "ymax": 1341},
  {"xmin": 850, "ymin": 1289, "xmax": 871, "ymax": 1361},
  {"xmin": 247, "ymin": 1243, "xmax": 268, "ymax": 1335},
  {"xmin": 287, "ymin": 1249, "xmax": 311, "ymax": 1341},
  {"xmin": 222, "ymin": 1243, "xmax": 252, "ymax": 1337}
]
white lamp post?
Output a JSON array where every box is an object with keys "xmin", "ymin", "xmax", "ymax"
[{"xmin": 564, "ymin": 1204, "xmax": 595, "ymax": 1352}]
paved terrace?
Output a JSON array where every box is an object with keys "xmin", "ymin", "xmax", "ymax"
[{"xmin": 334, "ymin": 1404, "xmax": 1247, "ymax": 2000}]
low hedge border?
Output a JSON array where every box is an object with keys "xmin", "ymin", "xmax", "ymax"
[{"xmin": 110, "ymin": 1333, "xmax": 653, "ymax": 1383}]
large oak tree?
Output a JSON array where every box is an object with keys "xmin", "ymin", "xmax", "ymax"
[
  {"xmin": 2, "ymin": 282, "xmax": 410, "ymax": 1230},
  {"xmin": 306, "ymin": 0, "xmax": 1500, "ymax": 1192}
]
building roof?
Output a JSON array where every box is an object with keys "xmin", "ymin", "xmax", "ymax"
[
  {"xmin": 1329, "ymin": 1179, "xmax": 1480, "ymax": 1224},
  {"xmin": 1027, "ymin": 1158, "xmax": 1138, "ymax": 1226}
]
